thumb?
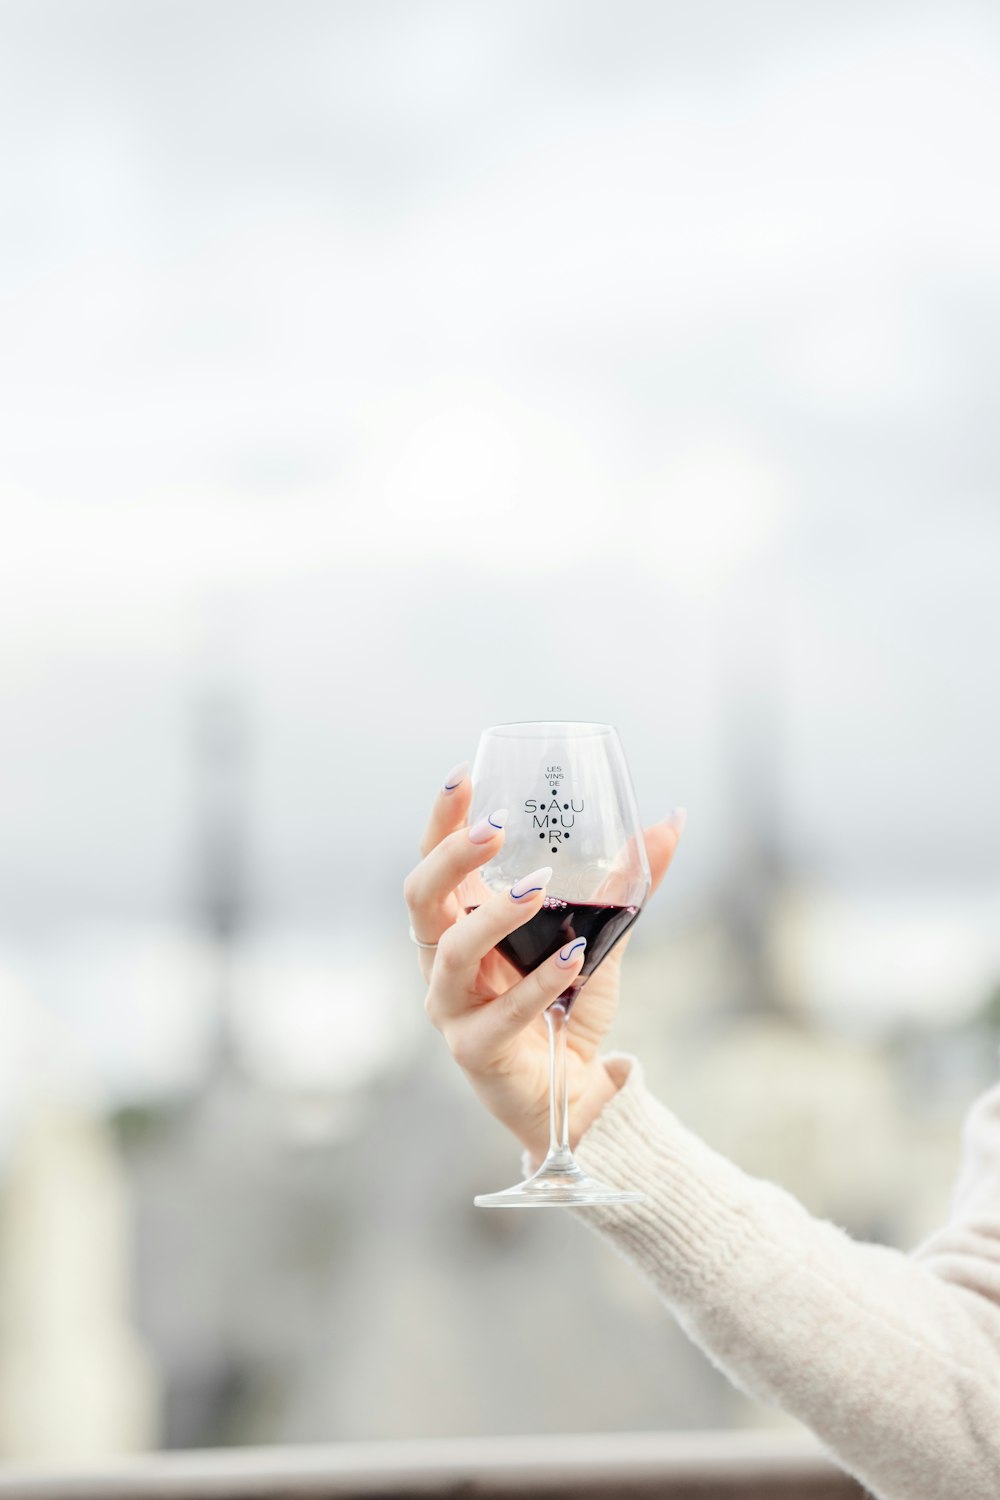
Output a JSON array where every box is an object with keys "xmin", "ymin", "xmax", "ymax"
[{"xmin": 644, "ymin": 809, "xmax": 687, "ymax": 897}]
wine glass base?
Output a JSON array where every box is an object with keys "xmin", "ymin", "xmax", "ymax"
[{"xmin": 474, "ymin": 1164, "xmax": 644, "ymax": 1209}]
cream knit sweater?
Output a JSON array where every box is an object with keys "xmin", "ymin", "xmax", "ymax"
[{"xmin": 573, "ymin": 1056, "xmax": 1000, "ymax": 1500}]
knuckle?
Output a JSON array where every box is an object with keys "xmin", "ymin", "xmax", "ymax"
[
  {"xmin": 402, "ymin": 867, "xmax": 423, "ymax": 910},
  {"xmin": 423, "ymin": 990, "xmax": 441, "ymax": 1028},
  {"xmin": 504, "ymin": 968, "xmax": 554, "ymax": 1028},
  {"xmin": 499, "ymin": 984, "xmax": 520, "ymax": 1025},
  {"xmin": 434, "ymin": 929, "xmax": 461, "ymax": 973},
  {"xmin": 500, "ymin": 984, "xmax": 531, "ymax": 1029}
]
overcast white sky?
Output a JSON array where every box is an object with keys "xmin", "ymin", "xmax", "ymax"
[{"xmin": 2, "ymin": 0, "xmax": 1000, "ymax": 933}]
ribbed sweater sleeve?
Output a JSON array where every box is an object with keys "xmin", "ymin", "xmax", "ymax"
[{"xmin": 573, "ymin": 1056, "xmax": 1000, "ymax": 1500}]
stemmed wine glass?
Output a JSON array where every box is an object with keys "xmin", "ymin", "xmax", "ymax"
[{"xmin": 459, "ymin": 721, "xmax": 651, "ymax": 1207}]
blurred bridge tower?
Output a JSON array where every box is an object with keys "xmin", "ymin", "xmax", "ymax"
[
  {"xmin": 717, "ymin": 579, "xmax": 791, "ymax": 1020},
  {"xmin": 192, "ymin": 687, "xmax": 252, "ymax": 1073}
]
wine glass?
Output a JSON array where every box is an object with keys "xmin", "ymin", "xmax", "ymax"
[{"xmin": 459, "ymin": 721, "xmax": 651, "ymax": 1207}]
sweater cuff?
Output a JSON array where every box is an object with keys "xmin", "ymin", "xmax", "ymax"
[{"xmin": 571, "ymin": 1054, "xmax": 770, "ymax": 1294}]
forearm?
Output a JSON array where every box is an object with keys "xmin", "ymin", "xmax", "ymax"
[{"xmin": 574, "ymin": 1058, "xmax": 1000, "ymax": 1500}]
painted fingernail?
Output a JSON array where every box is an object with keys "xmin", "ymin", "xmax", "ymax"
[
  {"xmin": 510, "ymin": 865, "xmax": 552, "ymax": 901},
  {"xmin": 557, "ymin": 937, "xmax": 587, "ymax": 967},
  {"xmin": 667, "ymin": 806, "xmax": 688, "ymax": 834},
  {"xmin": 443, "ymin": 761, "xmax": 469, "ymax": 793},
  {"xmin": 468, "ymin": 808, "xmax": 507, "ymax": 844}
]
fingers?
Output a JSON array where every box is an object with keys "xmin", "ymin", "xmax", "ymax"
[
  {"xmin": 470, "ymin": 941, "xmax": 587, "ymax": 1062},
  {"xmin": 404, "ymin": 808, "xmax": 508, "ymax": 945},
  {"xmin": 645, "ymin": 807, "xmax": 686, "ymax": 897},
  {"xmin": 430, "ymin": 866, "xmax": 553, "ymax": 1015},
  {"xmin": 419, "ymin": 760, "xmax": 472, "ymax": 858}
]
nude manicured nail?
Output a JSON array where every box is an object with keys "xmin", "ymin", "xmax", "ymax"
[
  {"xmin": 667, "ymin": 806, "xmax": 688, "ymax": 834},
  {"xmin": 468, "ymin": 809, "xmax": 507, "ymax": 844},
  {"xmin": 443, "ymin": 761, "xmax": 469, "ymax": 793},
  {"xmin": 557, "ymin": 937, "xmax": 587, "ymax": 967},
  {"xmin": 509, "ymin": 866, "xmax": 552, "ymax": 901}
]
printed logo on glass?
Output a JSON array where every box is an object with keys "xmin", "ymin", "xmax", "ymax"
[{"xmin": 524, "ymin": 765, "xmax": 584, "ymax": 855}]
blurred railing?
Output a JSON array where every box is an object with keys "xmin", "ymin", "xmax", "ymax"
[{"xmin": 0, "ymin": 1432, "xmax": 866, "ymax": 1499}]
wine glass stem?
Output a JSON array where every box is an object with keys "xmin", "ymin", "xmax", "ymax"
[{"xmin": 544, "ymin": 1002, "xmax": 574, "ymax": 1170}]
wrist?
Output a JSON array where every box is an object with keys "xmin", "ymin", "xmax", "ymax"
[{"xmin": 569, "ymin": 1059, "xmax": 620, "ymax": 1149}]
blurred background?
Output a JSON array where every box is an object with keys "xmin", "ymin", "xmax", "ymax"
[{"xmin": 2, "ymin": 0, "xmax": 1000, "ymax": 1462}]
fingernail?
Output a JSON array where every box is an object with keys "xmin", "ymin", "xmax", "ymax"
[
  {"xmin": 510, "ymin": 865, "xmax": 552, "ymax": 901},
  {"xmin": 443, "ymin": 761, "xmax": 469, "ymax": 793},
  {"xmin": 556, "ymin": 936, "xmax": 587, "ymax": 967},
  {"xmin": 468, "ymin": 808, "xmax": 507, "ymax": 844},
  {"xmin": 666, "ymin": 806, "xmax": 687, "ymax": 834}
]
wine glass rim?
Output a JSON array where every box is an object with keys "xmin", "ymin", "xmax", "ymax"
[{"xmin": 482, "ymin": 720, "xmax": 617, "ymax": 739}]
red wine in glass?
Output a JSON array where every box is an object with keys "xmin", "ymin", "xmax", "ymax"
[{"xmin": 467, "ymin": 900, "xmax": 641, "ymax": 1009}]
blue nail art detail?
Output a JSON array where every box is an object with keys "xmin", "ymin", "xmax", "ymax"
[
  {"xmin": 488, "ymin": 813, "xmax": 504, "ymax": 829},
  {"xmin": 510, "ymin": 865, "xmax": 551, "ymax": 900},
  {"xmin": 558, "ymin": 938, "xmax": 587, "ymax": 963},
  {"xmin": 443, "ymin": 761, "xmax": 469, "ymax": 792}
]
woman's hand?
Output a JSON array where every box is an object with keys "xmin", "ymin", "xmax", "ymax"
[{"xmin": 404, "ymin": 763, "xmax": 685, "ymax": 1161}]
